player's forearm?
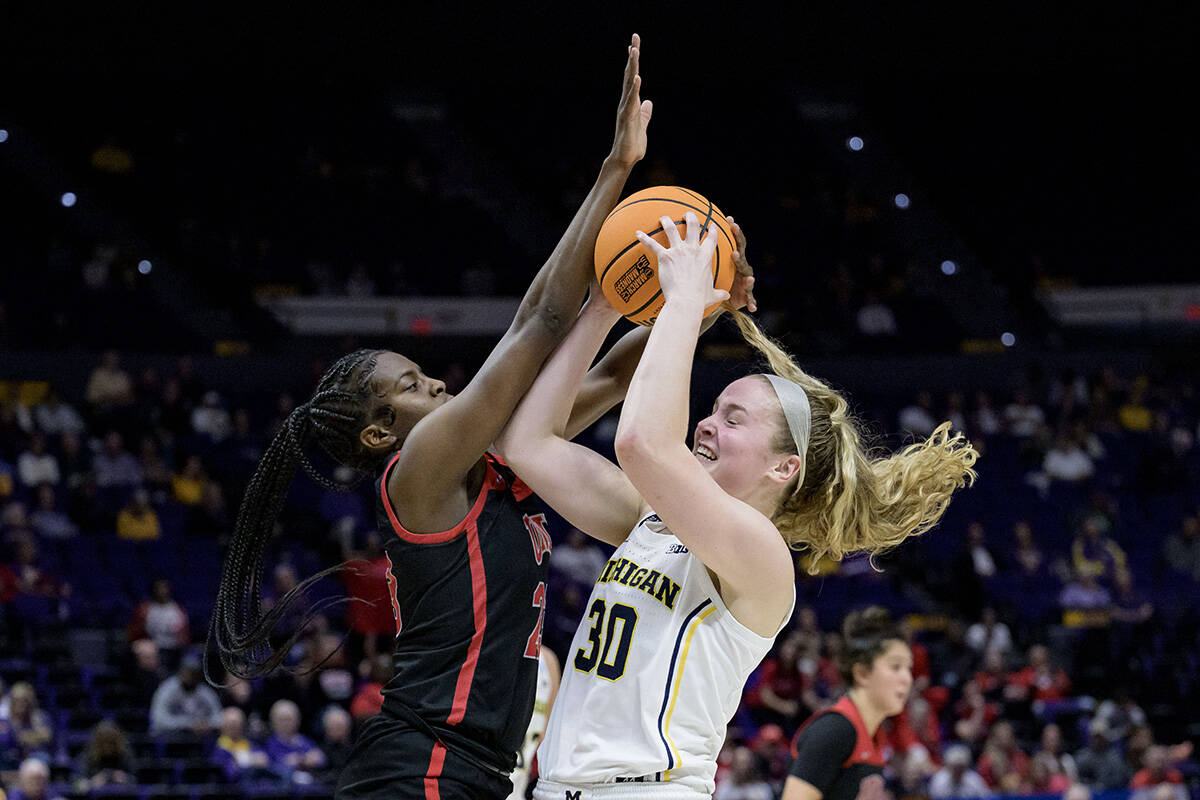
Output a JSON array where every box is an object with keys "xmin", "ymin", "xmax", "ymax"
[
  {"xmin": 566, "ymin": 309, "xmax": 722, "ymax": 439},
  {"xmin": 500, "ymin": 304, "xmax": 618, "ymax": 461},
  {"xmin": 615, "ymin": 295, "xmax": 705, "ymax": 455},
  {"xmin": 513, "ymin": 158, "xmax": 633, "ymax": 340}
]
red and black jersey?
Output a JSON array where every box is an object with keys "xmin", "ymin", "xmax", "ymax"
[
  {"xmin": 788, "ymin": 696, "xmax": 887, "ymax": 800},
  {"xmin": 374, "ymin": 451, "xmax": 552, "ymax": 771}
]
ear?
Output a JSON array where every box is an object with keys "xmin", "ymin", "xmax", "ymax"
[
  {"xmin": 769, "ymin": 453, "xmax": 803, "ymax": 485},
  {"xmin": 852, "ymin": 660, "xmax": 873, "ymax": 687},
  {"xmin": 360, "ymin": 423, "xmax": 397, "ymax": 454}
]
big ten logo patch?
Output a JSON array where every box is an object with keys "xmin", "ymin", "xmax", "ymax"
[
  {"xmin": 524, "ymin": 513, "xmax": 552, "ymax": 565},
  {"xmin": 615, "ymin": 253, "xmax": 653, "ymax": 302}
]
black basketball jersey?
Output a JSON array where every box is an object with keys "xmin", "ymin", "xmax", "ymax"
[
  {"xmin": 374, "ymin": 451, "xmax": 552, "ymax": 771},
  {"xmin": 788, "ymin": 696, "xmax": 886, "ymax": 800}
]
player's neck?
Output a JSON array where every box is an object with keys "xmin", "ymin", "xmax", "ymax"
[{"xmin": 846, "ymin": 688, "xmax": 886, "ymax": 735}]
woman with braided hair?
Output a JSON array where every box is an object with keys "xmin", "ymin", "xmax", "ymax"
[
  {"xmin": 495, "ymin": 214, "xmax": 976, "ymax": 797},
  {"xmin": 209, "ymin": 35, "xmax": 661, "ymax": 800}
]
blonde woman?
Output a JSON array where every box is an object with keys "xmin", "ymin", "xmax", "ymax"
[{"xmin": 497, "ymin": 214, "xmax": 976, "ymax": 797}]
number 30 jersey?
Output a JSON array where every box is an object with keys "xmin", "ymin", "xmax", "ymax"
[{"xmin": 535, "ymin": 512, "xmax": 794, "ymax": 795}]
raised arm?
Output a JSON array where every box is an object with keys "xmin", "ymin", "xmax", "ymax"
[
  {"xmin": 497, "ymin": 291, "xmax": 645, "ymax": 546},
  {"xmin": 614, "ymin": 213, "xmax": 792, "ymax": 636},
  {"xmin": 390, "ymin": 35, "xmax": 653, "ymax": 521}
]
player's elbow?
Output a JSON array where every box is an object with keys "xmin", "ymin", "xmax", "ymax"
[{"xmin": 614, "ymin": 428, "xmax": 659, "ymax": 473}]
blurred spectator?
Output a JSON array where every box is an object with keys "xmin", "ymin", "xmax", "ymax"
[
  {"xmin": 84, "ymin": 351, "xmax": 134, "ymax": 413},
  {"xmin": 1094, "ymin": 687, "xmax": 1147, "ymax": 743},
  {"xmin": 149, "ymin": 652, "xmax": 223, "ymax": 735},
  {"xmin": 0, "ymin": 683, "xmax": 53, "ymax": 765},
  {"xmin": 1009, "ymin": 521, "xmax": 1046, "ymax": 578},
  {"xmin": 213, "ymin": 706, "xmax": 273, "ymax": 783},
  {"xmin": 898, "ymin": 391, "xmax": 937, "ymax": 437},
  {"xmin": 341, "ymin": 532, "xmax": 396, "ymax": 664},
  {"xmin": 186, "ymin": 482, "xmax": 229, "ymax": 538},
  {"xmin": 32, "ymin": 388, "xmax": 85, "ymax": 438},
  {"xmin": 744, "ymin": 632, "xmax": 807, "ymax": 734},
  {"xmin": 92, "ymin": 431, "xmax": 142, "ymax": 490},
  {"xmin": 137, "ymin": 437, "xmax": 172, "ymax": 501},
  {"xmin": 944, "ymin": 391, "xmax": 968, "ymax": 434},
  {"xmin": 965, "ymin": 607, "xmax": 1012, "ymax": 657},
  {"xmin": 6, "ymin": 537, "xmax": 70, "ymax": 624},
  {"xmin": 1039, "ymin": 723, "xmax": 1078, "ymax": 783},
  {"xmin": 318, "ymin": 706, "xmax": 354, "ymax": 780},
  {"xmin": 1163, "ymin": 515, "xmax": 1200, "ymax": 580},
  {"xmin": 951, "ymin": 521, "xmax": 996, "ymax": 618},
  {"xmin": 551, "ymin": 527, "xmax": 609, "ymax": 587},
  {"xmin": 713, "ymin": 745, "xmax": 774, "ymax": 800},
  {"xmin": 1006, "ymin": 644, "xmax": 1072, "ymax": 705},
  {"xmin": 953, "ymin": 679, "xmax": 999, "ymax": 746},
  {"xmin": 73, "ymin": 720, "xmax": 135, "ymax": 789},
  {"xmin": 976, "ymin": 721, "xmax": 1029, "ymax": 789},
  {"xmin": 16, "ymin": 435, "xmax": 59, "ymax": 489},
  {"xmin": 972, "ymin": 391, "xmax": 1002, "ymax": 436},
  {"xmin": 1074, "ymin": 718, "xmax": 1129, "ymax": 790},
  {"xmin": 1043, "ymin": 430, "xmax": 1095, "ymax": 483},
  {"xmin": 0, "ymin": 457, "xmax": 14, "ymax": 501},
  {"xmin": 129, "ymin": 638, "xmax": 165, "ymax": 708},
  {"xmin": 1003, "ymin": 389, "xmax": 1045, "ymax": 438},
  {"xmin": 262, "ymin": 563, "xmax": 307, "ymax": 645},
  {"xmin": 115, "ymin": 488, "xmax": 160, "ymax": 541},
  {"xmin": 1129, "ymin": 745, "xmax": 1184, "ymax": 789},
  {"xmin": 154, "ymin": 379, "xmax": 192, "ymax": 442},
  {"xmin": 350, "ymin": 654, "xmax": 391, "ymax": 722},
  {"xmin": 7, "ymin": 758, "xmax": 65, "ymax": 800},
  {"xmin": 856, "ymin": 291, "xmax": 899, "ymax": 339},
  {"xmin": 1059, "ymin": 569, "xmax": 1112, "ymax": 628},
  {"xmin": 126, "ymin": 578, "xmax": 190, "ymax": 669},
  {"xmin": 265, "ymin": 699, "xmax": 326, "ymax": 782},
  {"xmin": 1071, "ymin": 515, "xmax": 1127, "ymax": 584},
  {"xmin": 28, "ymin": 485, "xmax": 77, "ymax": 540},
  {"xmin": 56, "ymin": 432, "xmax": 88, "ymax": 491},
  {"xmin": 191, "ymin": 391, "xmax": 232, "ymax": 444},
  {"xmin": 1118, "ymin": 378, "xmax": 1153, "ymax": 432},
  {"xmin": 929, "ymin": 744, "xmax": 990, "ymax": 798},
  {"xmin": 171, "ymin": 455, "xmax": 209, "ymax": 507},
  {"xmin": 0, "ymin": 403, "xmax": 31, "ymax": 460},
  {"xmin": 1027, "ymin": 751, "xmax": 1072, "ymax": 794}
]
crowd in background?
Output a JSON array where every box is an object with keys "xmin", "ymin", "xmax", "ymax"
[{"xmin": 0, "ymin": 344, "xmax": 1197, "ymax": 799}]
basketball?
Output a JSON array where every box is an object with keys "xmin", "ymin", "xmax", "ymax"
[{"xmin": 594, "ymin": 186, "xmax": 736, "ymax": 326}]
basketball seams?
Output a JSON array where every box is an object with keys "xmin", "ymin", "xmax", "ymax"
[{"xmin": 597, "ymin": 188, "xmax": 734, "ymax": 326}]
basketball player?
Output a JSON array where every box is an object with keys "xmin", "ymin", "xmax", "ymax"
[
  {"xmin": 781, "ymin": 608, "xmax": 912, "ymax": 800},
  {"xmin": 509, "ymin": 645, "xmax": 562, "ymax": 800},
  {"xmin": 496, "ymin": 213, "xmax": 976, "ymax": 797},
  {"xmin": 209, "ymin": 35, "xmax": 660, "ymax": 800}
]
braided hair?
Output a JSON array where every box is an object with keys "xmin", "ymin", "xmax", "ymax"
[{"xmin": 208, "ymin": 349, "xmax": 389, "ymax": 680}]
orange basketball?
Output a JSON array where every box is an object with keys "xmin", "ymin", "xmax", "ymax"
[{"xmin": 594, "ymin": 186, "xmax": 735, "ymax": 326}]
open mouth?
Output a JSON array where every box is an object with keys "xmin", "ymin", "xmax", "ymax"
[{"xmin": 694, "ymin": 444, "xmax": 717, "ymax": 462}]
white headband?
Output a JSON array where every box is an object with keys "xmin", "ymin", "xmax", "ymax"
[{"xmin": 761, "ymin": 374, "xmax": 813, "ymax": 484}]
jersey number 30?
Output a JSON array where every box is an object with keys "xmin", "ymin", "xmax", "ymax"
[{"xmin": 573, "ymin": 599, "xmax": 638, "ymax": 681}]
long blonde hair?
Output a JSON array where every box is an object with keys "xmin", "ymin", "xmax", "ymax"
[{"xmin": 729, "ymin": 310, "xmax": 977, "ymax": 572}]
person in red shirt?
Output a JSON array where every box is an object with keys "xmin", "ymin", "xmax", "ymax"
[
  {"xmin": 1006, "ymin": 644, "xmax": 1072, "ymax": 709},
  {"xmin": 340, "ymin": 532, "xmax": 397, "ymax": 665},
  {"xmin": 972, "ymin": 649, "xmax": 1009, "ymax": 700},
  {"xmin": 350, "ymin": 654, "xmax": 393, "ymax": 722},
  {"xmin": 745, "ymin": 632, "xmax": 809, "ymax": 734},
  {"xmin": 976, "ymin": 721, "xmax": 1030, "ymax": 789},
  {"xmin": 1130, "ymin": 746, "xmax": 1185, "ymax": 789}
]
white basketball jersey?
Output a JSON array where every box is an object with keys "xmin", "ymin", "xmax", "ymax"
[
  {"xmin": 535, "ymin": 512, "xmax": 794, "ymax": 797},
  {"xmin": 510, "ymin": 648, "xmax": 555, "ymax": 798}
]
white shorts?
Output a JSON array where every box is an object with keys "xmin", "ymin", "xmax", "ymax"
[{"xmin": 533, "ymin": 779, "xmax": 709, "ymax": 800}]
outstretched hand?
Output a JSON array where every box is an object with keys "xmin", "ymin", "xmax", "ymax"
[
  {"xmin": 636, "ymin": 212, "xmax": 729, "ymax": 311},
  {"xmin": 610, "ymin": 33, "xmax": 653, "ymax": 167},
  {"xmin": 725, "ymin": 216, "xmax": 757, "ymax": 313}
]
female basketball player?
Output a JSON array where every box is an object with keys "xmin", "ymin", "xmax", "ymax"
[
  {"xmin": 209, "ymin": 36, "xmax": 660, "ymax": 800},
  {"xmin": 781, "ymin": 607, "xmax": 912, "ymax": 800},
  {"xmin": 496, "ymin": 213, "xmax": 976, "ymax": 797}
]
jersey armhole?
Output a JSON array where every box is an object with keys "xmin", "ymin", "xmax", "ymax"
[{"xmin": 380, "ymin": 451, "xmax": 494, "ymax": 544}]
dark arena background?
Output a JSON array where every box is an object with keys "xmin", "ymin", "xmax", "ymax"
[{"xmin": 1, "ymin": 4, "xmax": 1198, "ymax": 800}]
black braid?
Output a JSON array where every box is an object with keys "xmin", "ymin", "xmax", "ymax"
[{"xmin": 206, "ymin": 349, "xmax": 384, "ymax": 681}]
